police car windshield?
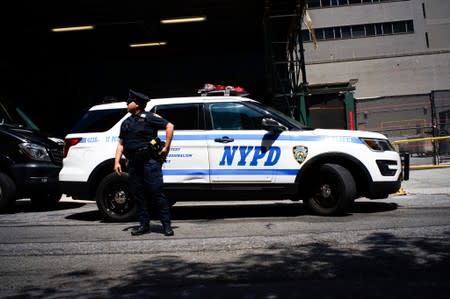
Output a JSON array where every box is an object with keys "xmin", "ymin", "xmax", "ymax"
[{"xmin": 248, "ymin": 101, "xmax": 309, "ymax": 130}]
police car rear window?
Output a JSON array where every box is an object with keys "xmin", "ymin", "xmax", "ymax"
[{"xmin": 70, "ymin": 108, "xmax": 128, "ymax": 133}]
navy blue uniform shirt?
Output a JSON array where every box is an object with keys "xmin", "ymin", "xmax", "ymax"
[{"xmin": 119, "ymin": 112, "xmax": 168, "ymax": 157}]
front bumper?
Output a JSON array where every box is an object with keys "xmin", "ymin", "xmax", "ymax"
[
  {"xmin": 366, "ymin": 179, "xmax": 402, "ymax": 199},
  {"xmin": 59, "ymin": 181, "xmax": 91, "ymax": 200},
  {"xmin": 11, "ymin": 162, "xmax": 62, "ymax": 198}
]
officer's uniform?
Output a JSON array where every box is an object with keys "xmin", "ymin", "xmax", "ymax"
[{"xmin": 119, "ymin": 90, "xmax": 173, "ymax": 236}]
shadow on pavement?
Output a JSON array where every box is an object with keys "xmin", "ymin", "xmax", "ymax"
[
  {"xmin": 0, "ymin": 200, "xmax": 86, "ymax": 214},
  {"xmin": 6, "ymin": 231, "xmax": 449, "ymax": 299},
  {"xmin": 350, "ymin": 201, "xmax": 398, "ymax": 213},
  {"xmin": 65, "ymin": 201, "xmax": 398, "ymax": 222}
]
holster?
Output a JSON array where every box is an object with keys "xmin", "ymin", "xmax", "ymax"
[
  {"xmin": 126, "ymin": 138, "xmax": 166, "ymax": 163},
  {"xmin": 148, "ymin": 137, "xmax": 166, "ymax": 163}
]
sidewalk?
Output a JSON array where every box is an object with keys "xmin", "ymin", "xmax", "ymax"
[{"xmin": 400, "ymin": 168, "xmax": 450, "ymax": 195}]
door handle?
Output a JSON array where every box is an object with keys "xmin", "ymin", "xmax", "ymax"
[{"xmin": 214, "ymin": 136, "xmax": 234, "ymax": 143}]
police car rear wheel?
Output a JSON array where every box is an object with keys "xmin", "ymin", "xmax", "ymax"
[
  {"xmin": 96, "ymin": 173, "xmax": 137, "ymax": 222},
  {"xmin": 304, "ymin": 163, "xmax": 356, "ymax": 216}
]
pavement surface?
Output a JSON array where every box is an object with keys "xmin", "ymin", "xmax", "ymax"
[{"xmin": 400, "ymin": 167, "xmax": 449, "ymax": 195}]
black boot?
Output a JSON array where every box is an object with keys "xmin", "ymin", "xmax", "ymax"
[
  {"xmin": 131, "ymin": 224, "xmax": 150, "ymax": 236},
  {"xmin": 163, "ymin": 223, "xmax": 174, "ymax": 236}
]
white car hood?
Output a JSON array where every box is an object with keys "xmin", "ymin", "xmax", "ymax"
[{"xmin": 312, "ymin": 129, "xmax": 388, "ymax": 139}]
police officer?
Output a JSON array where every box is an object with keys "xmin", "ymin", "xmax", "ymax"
[{"xmin": 114, "ymin": 89, "xmax": 174, "ymax": 236}]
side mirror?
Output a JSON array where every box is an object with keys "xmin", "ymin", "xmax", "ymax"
[{"xmin": 261, "ymin": 118, "xmax": 287, "ymax": 133}]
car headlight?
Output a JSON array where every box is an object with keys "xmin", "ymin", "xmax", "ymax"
[
  {"xmin": 360, "ymin": 138, "xmax": 395, "ymax": 152},
  {"xmin": 18, "ymin": 143, "xmax": 52, "ymax": 162}
]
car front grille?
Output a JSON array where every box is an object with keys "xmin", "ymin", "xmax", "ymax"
[{"xmin": 50, "ymin": 147, "xmax": 63, "ymax": 166}]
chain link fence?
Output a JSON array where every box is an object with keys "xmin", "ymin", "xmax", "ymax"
[{"xmin": 356, "ymin": 90, "xmax": 450, "ymax": 166}]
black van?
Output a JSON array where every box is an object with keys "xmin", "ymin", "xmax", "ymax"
[{"xmin": 0, "ymin": 97, "xmax": 64, "ymax": 210}]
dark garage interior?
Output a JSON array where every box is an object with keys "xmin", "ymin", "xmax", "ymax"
[{"xmin": 0, "ymin": 0, "xmax": 272, "ymax": 138}]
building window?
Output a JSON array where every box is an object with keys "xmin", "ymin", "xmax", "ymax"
[
  {"xmin": 352, "ymin": 25, "xmax": 365, "ymax": 37},
  {"xmin": 393, "ymin": 21, "xmax": 407, "ymax": 33},
  {"xmin": 406, "ymin": 20, "xmax": 414, "ymax": 32},
  {"xmin": 315, "ymin": 28, "xmax": 325, "ymax": 40},
  {"xmin": 382, "ymin": 23, "xmax": 393, "ymax": 35},
  {"xmin": 341, "ymin": 26, "xmax": 351, "ymax": 39},
  {"xmin": 324, "ymin": 28, "xmax": 335, "ymax": 39},
  {"xmin": 366, "ymin": 24, "xmax": 376, "ymax": 36},
  {"xmin": 302, "ymin": 20, "xmax": 414, "ymax": 42},
  {"xmin": 306, "ymin": 0, "xmax": 410, "ymax": 9},
  {"xmin": 302, "ymin": 30, "xmax": 311, "ymax": 42},
  {"xmin": 375, "ymin": 24, "xmax": 382, "ymax": 35},
  {"xmin": 308, "ymin": 0, "xmax": 321, "ymax": 8}
]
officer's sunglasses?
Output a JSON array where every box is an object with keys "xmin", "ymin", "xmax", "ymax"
[{"xmin": 126, "ymin": 98, "xmax": 135, "ymax": 104}]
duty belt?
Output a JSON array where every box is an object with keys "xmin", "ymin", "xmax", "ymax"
[{"xmin": 127, "ymin": 147, "xmax": 151, "ymax": 161}]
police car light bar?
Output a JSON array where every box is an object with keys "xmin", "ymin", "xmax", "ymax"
[{"xmin": 198, "ymin": 83, "xmax": 249, "ymax": 97}]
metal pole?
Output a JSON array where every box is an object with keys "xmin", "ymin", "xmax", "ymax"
[
  {"xmin": 430, "ymin": 91, "xmax": 439, "ymax": 165},
  {"xmin": 296, "ymin": 0, "xmax": 308, "ymax": 125},
  {"xmin": 296, "ymin": 0, "xmax": 308, "ymax": 94}
]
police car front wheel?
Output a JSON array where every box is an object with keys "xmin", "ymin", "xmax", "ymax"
[
  {"xmin": 96, "ymin": 173, "xmax": 138, "ymax": 222},
  {"xmin": 304, "ymin": 163, "xmax": 356, "ymax": 216}
]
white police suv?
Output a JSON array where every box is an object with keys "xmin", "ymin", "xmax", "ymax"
[{"xmin": 60, "ymin": 85, "xmax": 406, "ymax": 221}]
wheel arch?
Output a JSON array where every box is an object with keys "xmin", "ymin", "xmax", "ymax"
[
  {"xmin": 295, "ymin": 152, "xmax": 371, "ymax": 198},
  {"xmin": 87, "ymin": 158, "xmax": 128, "ymax": 199},
  {"xmin": 0, "ymin": 155, "xmax": 15, "ymax": 183}
]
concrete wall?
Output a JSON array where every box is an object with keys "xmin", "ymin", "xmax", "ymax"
[
  {"xmin": 300, "ymin": 0, "xmax": 450, "ymax": 98},
  {"xmin": 424, "ymin": 0, "xmax": 450, "ymax": 49},
  {"xmin": 306, "ymin": 52, "xmax": 450, "ymax": 98}
]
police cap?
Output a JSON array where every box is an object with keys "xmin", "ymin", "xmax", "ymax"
[{"xmin": 127, "ymin": 89, "xmax": 150, "ymax": 105}]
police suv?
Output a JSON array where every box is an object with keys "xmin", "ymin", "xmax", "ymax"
[{"xmin": 60, "ymin": 85, "xmax": 405, "ymax": 222}]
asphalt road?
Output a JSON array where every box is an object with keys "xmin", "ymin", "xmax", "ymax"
[{"xmin": 1, "ymin": 186, "xmax": 449, "ymax": 299}]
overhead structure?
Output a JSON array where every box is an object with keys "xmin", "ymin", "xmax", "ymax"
[
  {"xmin": 264, "ymin": 0, "xmax": 308, "ymax": 122},
  {"xmin": 263, "ymin": 0, "xmax": 357, "ymax": 129}
]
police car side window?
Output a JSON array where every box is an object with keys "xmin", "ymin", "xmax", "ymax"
[
  {"xmin": 151, "ymin": 104, "xmax": 203, "ymax": 130},
  {"xmin": 209, "ymin": 103, "xmax": 265, "ymax": 130}
]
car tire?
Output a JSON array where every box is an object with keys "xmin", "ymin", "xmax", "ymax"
[
  {"xmin": 96, "ymin": 172, "xmax": 137, "ymax": 222},
  {"xmin": 304, "ymin": 163, "xmax": 356, "ymax": 216},
  {"xmin": 0, "ymin": 172, "xmax": 16, "ymax": 210},
  {"xmin": 30, "ymin": 191, "xmax": 62, "ymax": 207}
]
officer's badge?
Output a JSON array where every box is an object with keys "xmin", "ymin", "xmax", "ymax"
[{"xmin": 293, "ymin": 146, "xmax": 308, "ymax": 164}]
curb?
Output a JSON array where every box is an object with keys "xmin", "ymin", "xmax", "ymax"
[
  {"xmin": 410, "ymin": 164, "xmax": 450, "ymax": 170},
  {"xmin": 394, "ymin": 187, "xmax": 408, "ymax": 196}
]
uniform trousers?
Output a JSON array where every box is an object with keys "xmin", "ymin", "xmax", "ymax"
[{"xmin": 128, "ymin": 159, "xmax": 171, "ymax": 226}]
